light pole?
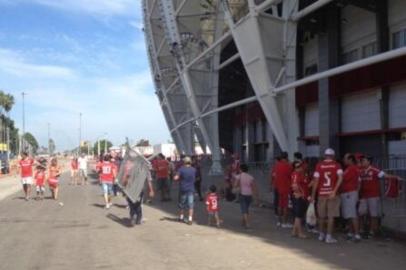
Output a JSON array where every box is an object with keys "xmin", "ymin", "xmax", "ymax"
[
  {"xmin": 47, "ymin": 122, "xmax": 50, "ymax": 155},
  {"xmin": 78, "ymin": 112, "xmax": 82, "ymax": 155}
]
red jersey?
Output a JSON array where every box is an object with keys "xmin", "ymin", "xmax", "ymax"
[
  {"xmin": 205, "ymin": 192, "xmax": 219, "ymax": 212},
  {"xmin": 35, "ymin": 171, "xmax": 46, "ymax": 186},
  {"xmin": 19, "ymin": 158, "xmax": 34, "ymax": 177},
  {"xmin": 359, "ymin": 166, "xmax": 384, "ymax": 198},
  {"xmin": 274, "ymin": 160, "xmax": 293, "ymax": 194},
  {"xmin": 100, "ymin": 161, "xmax": 116, "ymax": 183},
  {"xmin": 314, "ymin": 159, "xmax": 343, "ymax": 196},
  {"xmin": 291, "ymin": 171, "xmax": 309, "ymax": 199},
  {"xmin": 341, "ymin": 165, "xmax": 360, "ymax": 193},
  {"xmin": 71, "ymin": 160, "xmax": 78, "ymax": 170},
  {"xmin": 154, "ymin": 159, "xmax": 169, "ymax": 179}
]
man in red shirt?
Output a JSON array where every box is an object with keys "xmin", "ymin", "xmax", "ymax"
[
  {"xmin": 273, "ymin": 152, "xmax": 293, "ymax": 228},
  {"xmin": 358, "ymin": 156, "xmax": 400, "ymax": 237},
  {"xmin": 341, "ymin": 153, "xmax": 361, "ymax": 242},
  {"xmin": 99, "ymin": 155, "xmax": 117, "ymax": 209},
  {"xmin": 153, "ymin": 153, "xmax": 170, "ymax": 202},
  {"xmin": 18, "ymin": 152, "xmax": 34, "ymax": 201},
  {"xmin": 311, "ymin": 148, "xmax": 343, "ymax": 244}
]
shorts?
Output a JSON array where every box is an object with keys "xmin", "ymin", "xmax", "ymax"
[
  {"xmin": 102, "ymin": 183, "xmax": 113, "ymax": 195},
  {"xmin": 239, "ymin": 194, "xmax": 252, "ymax": 214},
  {"xmin": 21, "ymin": 177, "xmax": 33, "ymax": 185},
  {"xmin": 36, "ymin": 185, "xmax": 45, "ymax": 192},
  {"xmin": 178, "ymin": 191, "xmax": 194, "ymax": 210},
  {"xmin": 292, "ymin": 197, "xmax": 308, "ymax": 219},
  {"xmin": 340, "ymin": 191, "xmax": 358, "ymax": 219},
  {"xmin": 317, "ymin": 196, "xmax": 341, "ymax": 219},
  {"xmin": 278, "ymin": 192, "xmax": 289, "ymax": 209},
  {"xmin": 157, "ymin": 178, "xmax": 169, "ymax": 191},
  {"xmin": 358, "ymin": 197, "xmax": 381, "ymax": 217},
  {"xmin": 70, "ymin": 169, "xmax": 78, "ymax": 177},
  {"xmin": 208, "ymin": 210, "xmax": 219, "ymax": 216},
  {"xmin": 48, "ymin": 179, "xmax": 59, "ymax": 189},
  {"xmin": 79, "ymin": 169, "xmax": 87, "ymax": 178}
]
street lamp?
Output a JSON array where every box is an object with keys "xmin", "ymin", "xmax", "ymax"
[{"xmin": 96, "ymin": 132, "xmax": 108, "ymax": 157}]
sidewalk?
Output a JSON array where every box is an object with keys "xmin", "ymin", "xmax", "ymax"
[{"xmin": 0, "ymin": 174, "xmax": 21, "ymax": 201}]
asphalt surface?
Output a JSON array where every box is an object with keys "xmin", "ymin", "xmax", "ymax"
[{"xmin": 1, "ymin": 173, "xmax": 406, "ymax": 270}]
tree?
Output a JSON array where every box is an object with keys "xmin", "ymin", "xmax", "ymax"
[
  {"xmin": 93, "ymin": 140, "xmax": 113, "ymax": 156},
  {"xmin": 23, "ymin": 132, "xmax": 39, "ymax": 154},
  {"xmin": 0, "ymin": 90, "xmax": 15, "ymax": 154},
  {"xmin": 135, "ymin": 139, "xmax": 150, "ymax": 147}
]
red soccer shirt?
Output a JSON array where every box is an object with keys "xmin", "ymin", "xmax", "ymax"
[
  {"xmin": 314, "ymin": 159, "xmax": 343, "ymax": 197},
  {"xmin": 291, "ymin": 171, "xmax": 309, "ymax": 199},
  {"xmin": 19, "ymin": 158, "xmax": 34, "ymax": 178},
  {"xmin": 71, "ymin": 160, "xmax": 78, "ymax": 170},
  {"xmin": 359, "ymin": 166, "xmax": 384, "ymax": 199},
  {"xmin": 341, "ymin": 165, "xmax": 360, "ymax": 193},
  {"xmin": 35, "ymin": 171, "xmax": 46, "ymax": 186},
  {"xmin": 154, "ymin": 159, "xmax": 169, "ymax": 179},
  {"xmin": 100, "ymin": 162, "xmax": 116, "ymax": 183},
  {"xmin": 205, "ymin": 192, "xmax": 219, "ymax": 212},
  {"xmin": 274, "ymin": 160, "xmax": 293, "ymax": 194}
]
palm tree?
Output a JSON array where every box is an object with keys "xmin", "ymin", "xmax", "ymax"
[{"xmin": 0, "ymin": 90, "xmax": 15, "ymax": 163}]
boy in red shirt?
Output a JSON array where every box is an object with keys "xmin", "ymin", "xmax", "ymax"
[
  {"xmin": 291, "ymin": 161, "xmax": 309, "ymax": 238},
  {"xmin": 19, "ymin": 152, "xmax": 34, "ymax": 201},
  {"xmin": 34, "ymin": 165, "xmax": 46, "ymax": 200},
  {"xmin": 359, "ymin": 156, "xmax": 400, "ymax": 237},
  {"xmin": 341, "ymin": 153, "xmax": 361, "ymax": 241},
  {"xmin": 153, "ymin": 154, "xmax": 170, "ymax": 202},
  {"xmin": 206, "ymin": 185, "xmax": 221, "ymax": 228},
  {"xmin": 99, "ymin": 155, "xmax": 117, "ymax": 209},
  {"xmin": 274, "ymin": 152, "xmax": 293, "ymax": 228}
]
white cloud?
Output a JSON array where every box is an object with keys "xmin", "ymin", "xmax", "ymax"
[
  {"xmin": 0, "ymin": 0, "xmax": 141, "ymax": 17},
  {"xmin": 129, "ymin": 20, "xmax": 144, "ymax": 31},
  {"xmin": 0, "ymin": 48, "xmax": 76, "ymax": 79}
]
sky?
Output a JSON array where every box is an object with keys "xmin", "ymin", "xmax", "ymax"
[{"xmin": 0, "ymin": 0, "xmax": 170, "ymax": 151}]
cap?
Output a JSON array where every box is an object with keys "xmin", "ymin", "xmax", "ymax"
[{"xmin": 324, "ymin": 148, "xmax": 335, "ymax": 156}]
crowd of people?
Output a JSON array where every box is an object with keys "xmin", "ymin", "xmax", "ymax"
[
  {"xmin": 268, "ymin": 148, "xmax": 402, "ymax": 243},
  {"xmin": 16, "ymin": 145, "xmax": 403, "ymax": 244},
  {"xmin": 18, "ymin": 152, "xmax": 62, "ymax": 201}
]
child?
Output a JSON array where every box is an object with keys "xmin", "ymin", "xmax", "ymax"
[
  {"xmin": 291, "ymin": 161, "xmax": 309, "ymax": 238},
  {"xmin": 35, "ymin": 165, "xmax": 46, "ymax": 200},
  {"xmin": 206, "ymin": 185, "xmax": 221, "ymax": 228}
]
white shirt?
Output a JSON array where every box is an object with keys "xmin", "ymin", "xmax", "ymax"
[{"xmin": 78, "ymin": 157, "xmax": 88, "ymax": 170}]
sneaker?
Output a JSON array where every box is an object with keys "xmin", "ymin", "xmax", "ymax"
[
  {"xmin": 310, "ymin": 228, "xmax": 319, "ymax": 234},
  {"xmin": 276, "ymin": 222, "xmax": 281, "ymax": 227},
  {"xmin": 318, "ymin": 233, "xmax": 325, "ymax": 242},
  {"xmin": 281, "ymin": 223, "xmax": 293, "ymax": 229},
  {"xmin": 105, "ymin": 204, "xmax": 110, "ymax": 209},
  {"xmin": 187, "ymin": 220, "xmax": 193, "ymax": 225},
  {"xmin": 346, "ymin": 233, "xmax": 354, "ymax": 241},
  {"xmin": 325, "ymin": 236, "xmax": 338, "ymax": 244},
  {"xmin": 353, "ymin": 234, "xmax": 362, "ymax": 242}
]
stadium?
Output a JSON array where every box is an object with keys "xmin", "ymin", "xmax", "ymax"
[{"xmin": 143, "ymin": 0, "xmax": 406, "ymax": 232}]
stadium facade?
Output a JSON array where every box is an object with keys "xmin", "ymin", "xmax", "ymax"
[{"xmin": 143, "ymin": 0, "xmax": 406, "ymax": 172}]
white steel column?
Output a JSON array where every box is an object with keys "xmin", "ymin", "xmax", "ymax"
[
  {"xmin": 221, "ymin": 0, "xmax": 291, "ymax": 153},
  {"xmin": 143, "ymin": 0, "xmax": 187, "ymax": 154},
  {"xmin": 159, "ymin": 0, "xmax": 223, "ymax": 174}
]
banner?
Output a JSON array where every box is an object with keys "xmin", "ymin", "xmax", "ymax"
[{"xmin": 116, "ymin": 146, "xmax": 151, "ymax": 203}]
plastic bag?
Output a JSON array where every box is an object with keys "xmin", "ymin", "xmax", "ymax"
[{"xmin": 306, "ymin": 202, "xmax": 317, "ymax": 226}]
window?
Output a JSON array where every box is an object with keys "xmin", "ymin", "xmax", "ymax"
[
  {"xmin": 392, "ymin": 29, "xmax": 406, "ymax": 49},
  {"xmin": 362, "ymin": 42, "xmax": 377, "ymax": 58},
  {"xmin": 304, "ymin": 64, "xmax": 318, "ymax": 77},
  {"xmin": 342, "ymin": 49, "xmax": 359, "ymax": 64}
]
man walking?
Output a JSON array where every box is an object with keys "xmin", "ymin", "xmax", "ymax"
[
  {"xmin": 153, "ymin": 153, "xmax": 170, "ymax": 201},
  {"xmin": 174, "ymin": 156, "xmax": 196, "ymax": 225},
  {"xmin": 19, "ymin": 152, "xmax": 34, "ymax": 201},
  {"xmin": 78, "ymin": 153, "xmax": 88, "ymax": 185}
]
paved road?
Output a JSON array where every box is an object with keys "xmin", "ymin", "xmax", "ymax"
[{"xmin": 1, "ymin": 173, "xmax": 405, "ymax": 270}]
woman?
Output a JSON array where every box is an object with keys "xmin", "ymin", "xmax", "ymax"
[
  {"xmin": 48, "ymin": 158, "xmax": 61, "ymax": 200},
  {"xmin": 70, "ymin": 157, "xmax": 78, "ymax": 185},
  {"xmin": 234, "ymin": 164, "xmax": 258, "ymax": 229}
]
